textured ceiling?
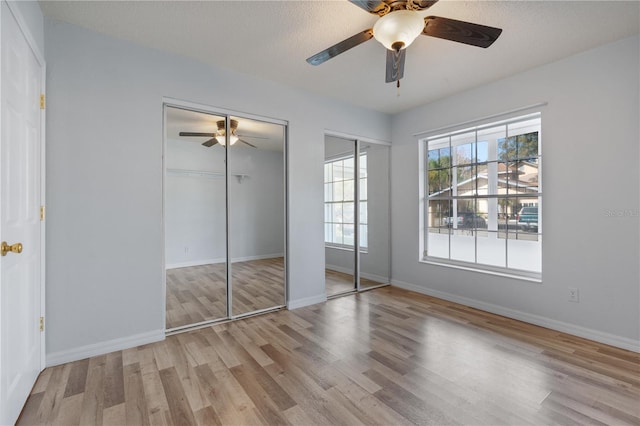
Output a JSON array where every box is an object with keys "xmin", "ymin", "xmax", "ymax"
[{"xmin": 40, "ymin": 0, "xmax": 640, "ymax": 114}]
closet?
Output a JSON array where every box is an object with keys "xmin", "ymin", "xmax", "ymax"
[
  {"xmin": 324, "ymin": 135, "xmax": 391, "ymax": 296},
  {"xmin": 164, "ymin": 104, "xmax": 287, "ymax": 331}
]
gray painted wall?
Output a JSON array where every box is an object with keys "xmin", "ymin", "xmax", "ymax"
[
  {"xmin": 391, "ymin": 35, "xmax": 640, "ymax": 347},
  {"xmin": 44, "ymin": 18, "xmax": 390, "ymax": 357}
]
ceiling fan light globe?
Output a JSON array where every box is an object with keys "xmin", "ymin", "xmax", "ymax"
[
  {"xmin": 373, "ymin": 10, "xmax": 424, "ymax": 50},
  {"xmin": 230, "ymin": 135, "xmax": 239, "ymax": 145},
  {"xmin": 216, "ymin": 136, "xmax": 225, "ymax": 146}
]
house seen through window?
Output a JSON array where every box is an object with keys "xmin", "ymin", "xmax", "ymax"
[
  {"xmin": 324, "ymin": 154, "xmax": 368, "ymax": 249},
  {"xmin": 422, "ymin": 113, "xmax": 541, "ymax": 277}
]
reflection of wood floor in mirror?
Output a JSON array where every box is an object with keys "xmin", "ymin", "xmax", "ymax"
[
  {"xmin": 325, "ymin": 269, "xmax": 387, "ymax": 297},
  {"xmin": 166, "ymin": 257, "xmax": 285, "ymax": 329}
]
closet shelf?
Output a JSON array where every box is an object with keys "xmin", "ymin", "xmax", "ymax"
[{"xmin": 167, "ymin": 169, "xmax": 250, "ymax": 182}]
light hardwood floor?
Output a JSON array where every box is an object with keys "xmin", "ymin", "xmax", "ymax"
[
  {"xmin": 166, "ymin": 258, "xmax": 286, "ymax": 329},
  {"xmin": 19, "ymin": 287, "xmax": 640, "ymax": 425}
]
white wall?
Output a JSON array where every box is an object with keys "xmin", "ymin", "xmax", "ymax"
[
  {"xmin": 391, "ymin": 35, "xmax": 640, "ymax": 350},
  {"xmin": 165, "ymin": 138, "xmax": 284, "ymax": 268},
  {"xmin": 44, "ymin": 19, "xmax": 390, "ymax": 362}
]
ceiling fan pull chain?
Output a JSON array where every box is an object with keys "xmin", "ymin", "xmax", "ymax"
[{"xmin": 397, "ymin": 79, "xmax": 401, "ymax": 96}]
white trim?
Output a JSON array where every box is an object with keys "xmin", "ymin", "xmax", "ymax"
[
  {"xmin": 287, "ymin": 294, "xmax": 327, "ymax": 310},
  {"xmin": 325, "ymin": 129, "xmax": 391, "ymax": 146},
  {"xmin": 391, "ymin": 279, "xmax": 640, "ymax": 353},
  {"xmin": 325, "ymin": 264, "xmax": 389, "ymax": 285},
  {"xmin": 413, "ymin": 103, "xmax": 547, "ymax": 138},
  {"xmin": 166, "ymin": 253, "xmax": 284, "ymax": 270},
  {"xmin": 420, "ymin": 258, "xmax": 542, "ymax": 282},
  {"xmin": 325, "ymin": 244, "xmax": 368, "ymax": 254},
  {"xmin": 46, "ymin": 330, "xmax": 165, "ymax": 367}
]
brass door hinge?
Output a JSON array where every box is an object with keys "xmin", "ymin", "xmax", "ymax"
[
  {"xmin": 40, "ymin": 94, "xmax": 45, "ymax": 110},
  {"xmin": 40, "ymin": 205, "xmax": 45, "ymax": 221},
  {"xmin": 40, "ymin": 317, "xmax": 44, "ymax": 332}
]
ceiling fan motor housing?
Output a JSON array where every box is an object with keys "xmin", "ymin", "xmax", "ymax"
[
  {"xmin": 373, "ymin": 10, "xmax": 425, "ymax": 50},
  {"xmin": 217, "ymin": 119, "xmax": 239, "ymax": 132}
]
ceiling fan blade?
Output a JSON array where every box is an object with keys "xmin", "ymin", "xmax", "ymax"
[
  {"xmin": 238, "ymin": 139, "xmax": 257, "ymax": 148},
  {"xmin": 202, "ymin": 138, "xmax": 219, "ymax": 147},
  {"xmin": 423, "ymin": 16, "xmax": 502, "ymax": 48},
  {"xmin": 236, "ymin": 133, "xmax": 269, "ymax": 140},
  {"xmin": 306, "ymin": 29, "xmax": 374, "ymax": 66},
  {"xmin": 349, "ymin": 0, "xmax": 389, "ymax": 15},
  {"xmin": 180, "ymin": 132, "xmax": 217, "ymax": 137},
  {"xmin": 385, "ymin": 48, "xmax": 406, "ymax": 83}
]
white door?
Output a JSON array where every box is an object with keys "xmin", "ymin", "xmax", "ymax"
[{"xmin": 0, "ymin": 2, "xmax": 44, "ymax": 424}]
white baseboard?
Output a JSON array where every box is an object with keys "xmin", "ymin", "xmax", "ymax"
[
  {"xmin": 391, "ymin": 279, "xmax": 640, "ymax": 353},
  {"xmin": 167, "ymin": 253, "xmax": 284, "ymax": 270},
  {"xmin": 46, "ymin": 329, "xmax": 165, "ymax": 367},
  {"xmin": 288, "ymin": 294, "xmax": 327, "ymax": 310},
  {"xmin": 325, "ymin": 264, "xmax": 389, "ymax": 285}
]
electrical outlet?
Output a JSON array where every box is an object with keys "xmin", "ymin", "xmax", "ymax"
[{"xmin": 568, "ymin": 287, "xmax": 579, "ymax": 303}]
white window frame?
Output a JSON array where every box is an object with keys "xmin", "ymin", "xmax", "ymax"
[
  {"xmin": 419, "ymin": 112, "xmax": 542, "ymax": 281},
  {"xmin": 324, "ymin": 153, "xmax": 368, "ymax": 250}
]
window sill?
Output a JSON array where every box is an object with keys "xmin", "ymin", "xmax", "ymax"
[
  {"xmin": 420, "ymin": 257, "xmax": 542, "ymax": 283},
  {"xmin": 326, "ymin": 244, "xmax": 368, "ymax": 254}
]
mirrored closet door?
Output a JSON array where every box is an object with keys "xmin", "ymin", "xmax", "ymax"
[
  {"xmin": 359, "ymin": 142, "xmax": 391, "ymax": 290},
  {"xmin": 324, "ymin": 135, "xmax": 390, "ymax": 297},
  {"xmin": 324, "ymin": 136, "xmax": 357, "ymax": 296},
  {"xmin": 164, "ymin": 105, "xmax": 287, "ymax": 331},
  {"xmin": 228, "ymin": 115, "xmax": 286, "ymax": 317}
]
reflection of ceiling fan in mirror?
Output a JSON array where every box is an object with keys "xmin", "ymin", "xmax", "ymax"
[
  {"xmin": 307, "ymin": 0, "xmax": 502, "ymax": 86},
  {"xmin": 179, "ymin": 119, "xmax": 266, "ymax": 148}
]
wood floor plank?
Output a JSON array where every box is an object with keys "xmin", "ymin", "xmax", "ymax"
[
  {"xmin": 18, "ymin": 286, "xmax": 640, "ymax": 426},
  {"xmin": 159, "ymin": 366, "xmax": 198, "ymax": 426},
  {"xmin": 33, "ymin": 363, "xmax": 73, "ymax": 423},
  {"xmin": 102, "ymin": 403, "xmax": 125, "ymax": 425},
  {"xmin": 77, "ymin": 355, "xmax": 106, "ymax": 425},
  {"xmin": 218, "ymin": 329, "xmax": 295, "ymax": 412},
  {"xmin": 51, "ymin": 392, "xmax": 83, "ymax": 426},
  {"xmin": 124, "ymin": 363, "xmax": 150, "ymax": 426},
  {"xmin": 103, "ymin": 352, "xmax": 125, "ymax": 409},
  {"xmin": 64, "ymin": 359, "xmax": 89, "ymax": 398}
]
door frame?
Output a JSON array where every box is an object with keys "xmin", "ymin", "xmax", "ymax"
[
  {"xmin": 161, "ymin": 97, "xmax": 289, "ymax": 333},
  {"xmin": 0, "ymin": 0, "xmax": 47, "ymax": 371}
]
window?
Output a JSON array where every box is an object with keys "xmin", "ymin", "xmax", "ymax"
[
  {"xmin": 324, "ymin": 154, "xmax": 368, "ymax": 248},
  {"xmin": 421, "ymin": 113, "xmax": 541, "ymax": 277}
]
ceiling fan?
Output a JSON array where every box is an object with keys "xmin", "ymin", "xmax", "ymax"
[
  {"xmin": 307, "ymin": 0, "xmax": 502, "ymax": 86},
  {"xmin": 179, "ymin": 119, "xmax": 264, "ymax": 148}
]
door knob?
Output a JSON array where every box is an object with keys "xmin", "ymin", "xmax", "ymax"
[{"xmin": 1, "ymin": 242, "xmax": 22, "ymax": 256}]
